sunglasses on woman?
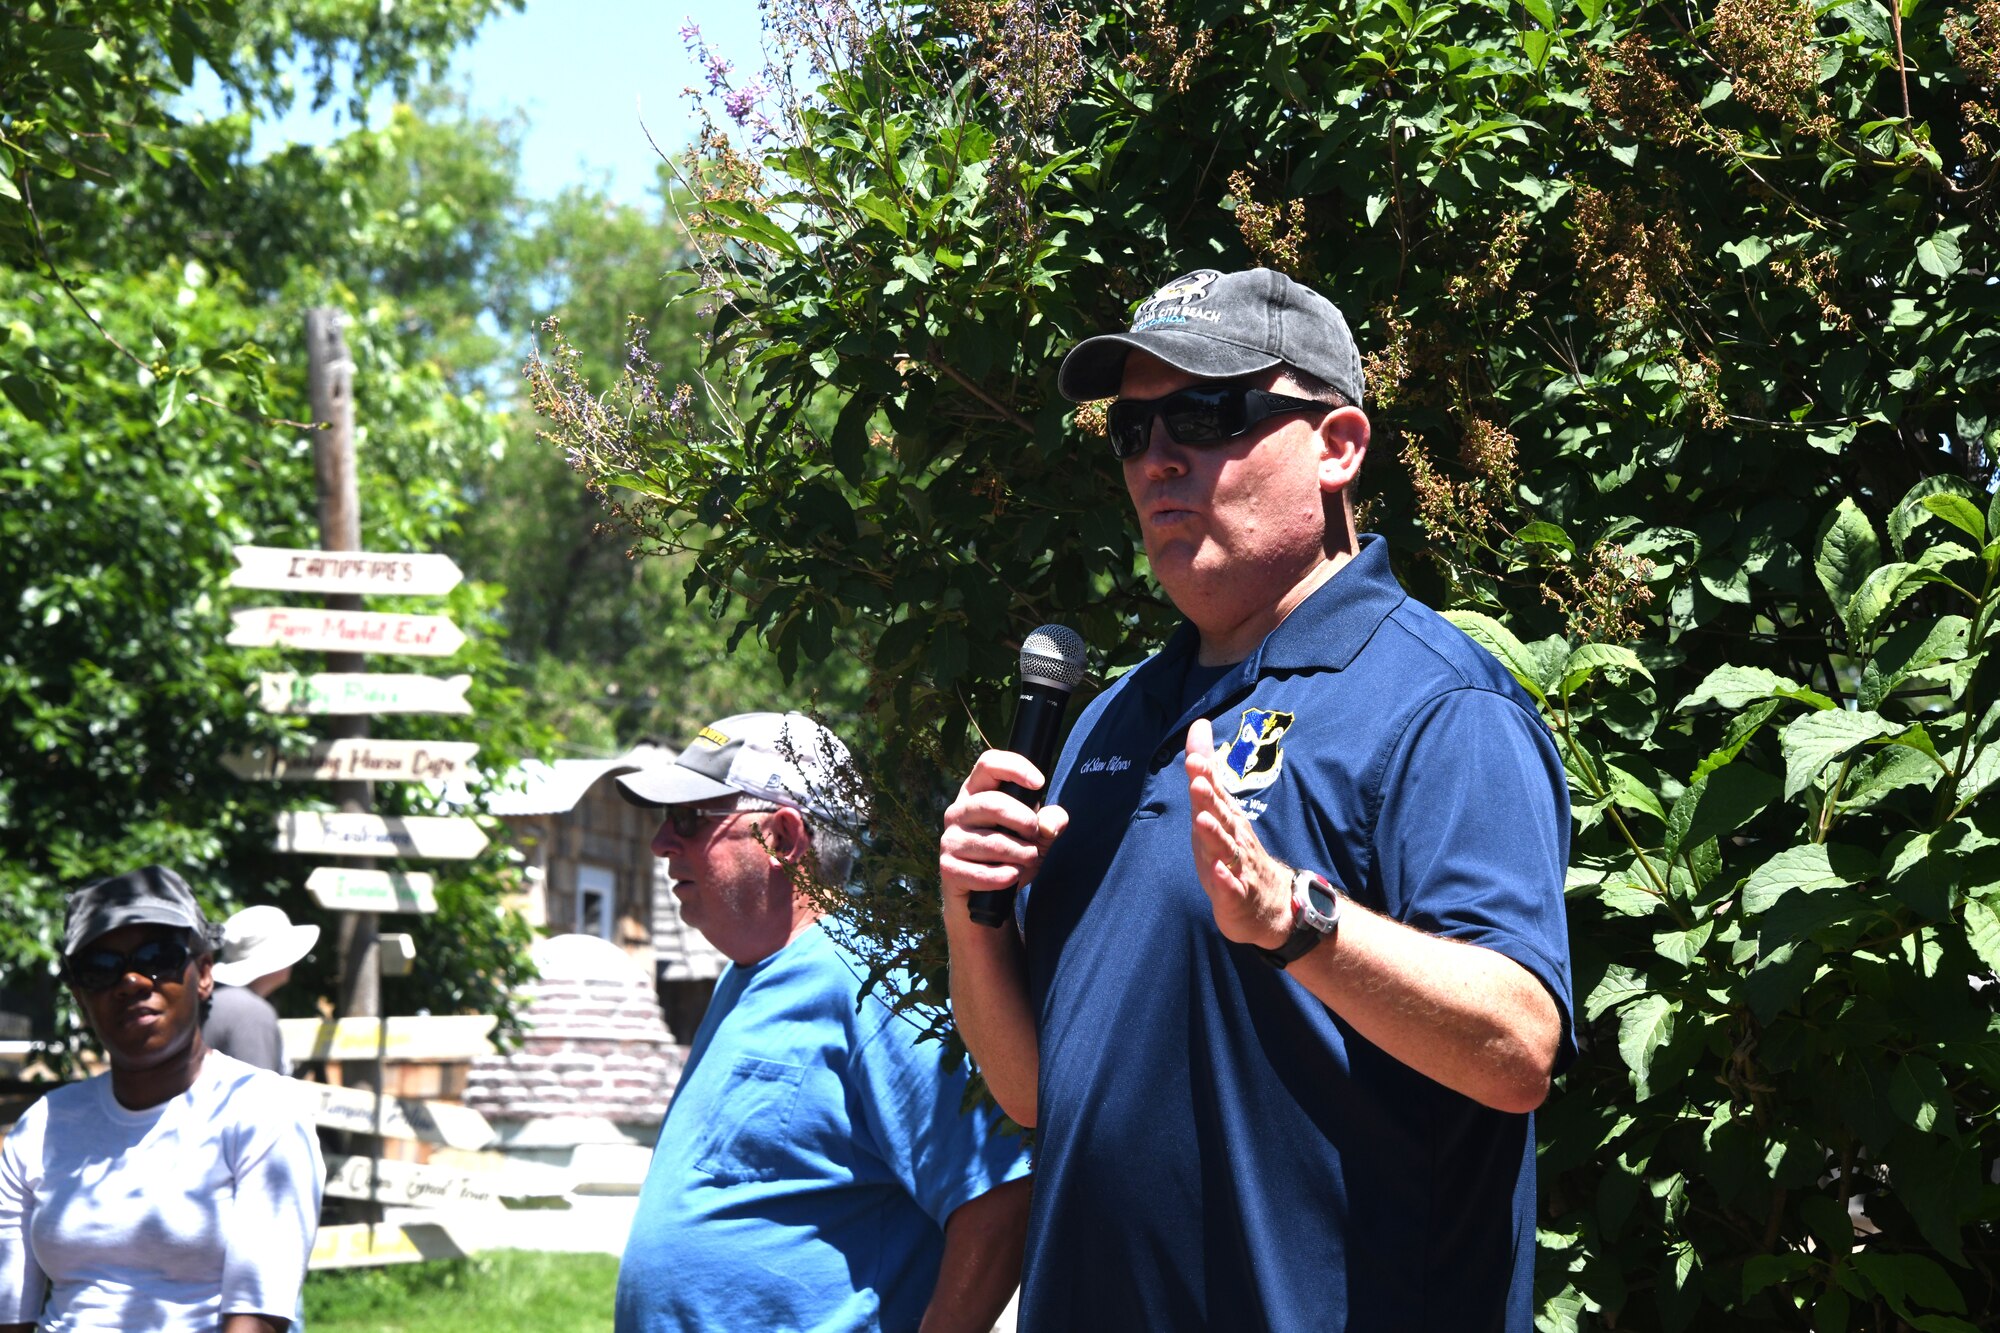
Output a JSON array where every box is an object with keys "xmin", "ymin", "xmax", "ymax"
[
  {"xmin": 65, "ymin": 937, "xmax": 193, "ymax": 994},
  {"xmin": 1106, "ymin": 382, "xmax": 1336, "ymax": 460}
]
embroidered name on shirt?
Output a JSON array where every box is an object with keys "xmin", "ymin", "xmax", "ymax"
[{"xmin": 1077, "ymin": 755, "xmax": 1133, "ymax": 775}]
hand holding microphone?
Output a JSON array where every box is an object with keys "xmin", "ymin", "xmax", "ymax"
[{"xmin": 944, "ymin": 624, "xmax": 1087, "ymax": 929}]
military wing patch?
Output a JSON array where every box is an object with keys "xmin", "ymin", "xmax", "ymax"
[{"xmin": 1216, "ymin": 707, "xmax": 1294, "ymax": 794}]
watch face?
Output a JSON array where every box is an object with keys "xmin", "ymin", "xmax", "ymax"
[{"xmin": 1299, "ymin": 875, "xmax": 1339, "ymax": 932}]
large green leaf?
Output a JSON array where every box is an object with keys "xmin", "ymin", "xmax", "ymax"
[
  {"xmin": 1676, "ymin": 664, "xmax": 1833, "ymax": 713},
  {"xmin": 1442, "ymin": 610, "xmax": 1548, "ymax": 703},
  {"xmin": 1616, "ymin": 991, "xmax": 1676, "ymax": 1093},
  {"xmin": 1889, "ymin": 475, "xmax": 1987, "ymax": 555},
  {"xmin": 1740, "ymin": 843, "xmax": 1875, "ymax": 914},
  {"xmin": 1816, "ymin": 498, "xmax": 1881, "ymax": 623},
  {"xmin": 1778, "ymin": 708, "xmax": 1905, "ymax": 798},
  {"xmin": 1662, "ymin": 762, "xmax": 1781, "ymax": 858}
]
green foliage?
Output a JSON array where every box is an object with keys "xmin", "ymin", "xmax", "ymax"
[
  {"xmin": 0, "ymin": 257, "xmax": 549, "ymax": 1045},
  {"xmin": 542, "ymin": 0, "xmax": 2000, "ymax": 1324}
]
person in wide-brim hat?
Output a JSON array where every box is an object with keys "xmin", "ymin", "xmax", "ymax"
[{"xmin": 204, "ymin": 904, "xmax": 318, "ymax": 1075}]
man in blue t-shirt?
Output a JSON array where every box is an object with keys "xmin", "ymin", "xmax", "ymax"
[
  {"xmin": 615, "ymin": 711, "xmax": 1032, "ymax": 1333},
  {"xmin": 940, "ymin": 269, "xmax": 1575, "ymax": 1330}
]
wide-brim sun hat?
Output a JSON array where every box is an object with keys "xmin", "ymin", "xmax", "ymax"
[{"xmin": 212, "ymin": 903, "xmax": 320, "ymax": 986}]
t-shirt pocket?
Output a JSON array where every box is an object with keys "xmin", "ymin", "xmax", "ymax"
[{"xmin": 692, "ymin": 1057, "xmax": 807, "ymax": 1183}]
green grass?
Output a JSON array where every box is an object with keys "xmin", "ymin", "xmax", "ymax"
[{"xmin": 304, "ymin": 1250, "xmax": 620, "ymax": 1332}]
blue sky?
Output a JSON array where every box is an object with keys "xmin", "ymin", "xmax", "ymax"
[{"xmin": 184, "ymin": 0, "xmax": 768, "ymax": 207}]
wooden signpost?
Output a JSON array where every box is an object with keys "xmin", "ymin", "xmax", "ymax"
[
  {"xmin": 228, "ymin": 608, "xmax": 466, "ymax": 657},
  {"xmin": 274, "ymin": 811, "xmax": 490, "ymax": 860},
  {"xmin": 322, "ymin": 1153, "xmax": 571, "ymax": 1208},
  {"xmin": 289, "ymin": 1075, "xmax": 498, "ymax": 1149},
  {"xmin": 281, "ymin": 1014, "xmax": 498, "ymax": 1066},
  {"xmin": 256, "ymin": 672, "xmax": 473, "ymax": 716},
  {"xmin": 226, "ymin": 739, "xmax": 477, "ymax": 783},
  {"xmin": 230, "ymin": 545, "xmax": 464, "ymax": 596},
  {"xmin": 306, "ymin": 867, "xmax": 438, "ymax": 914}
]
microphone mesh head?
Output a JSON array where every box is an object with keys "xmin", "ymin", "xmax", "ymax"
[{"xmin": 1020, "ymin": 624, "xmax": 1087, "ymax": 691}]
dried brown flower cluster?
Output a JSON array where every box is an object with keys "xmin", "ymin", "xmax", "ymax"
[
  {"xmin": 1072, "ymin": 399, "xmax": 1109, "ymax": 437},
  {"xmin": 1540, "ymin": 543, "xmax": 1658, "ymax": 644},
  {"xmin": 1459, "ymin": 416, "xmax": 1520, "ymax": 494},
  {"xmin": 1404, "ymin": 432, "xmax": 1509, "ymax": 548},
  {"xmin": 1670, "ymin": 352, "xmax": 1728, "ymax": 431},
  {"xmin": 1361, "ymin": 304, "xmax": 1412, "ymax": 410},
  {"xmin": 1446, "ymin": 211, "xmax": 1529, "ymax": 312},
  {"xmin": 1227, "ymin": 169, "xmax": 1313, "ymax": 278},
  {"xmin": 972, "ymin": 468, "xmax": 1010, "ymax": 514},
  {"xmin": 948, "ymin": 0, "xmax": 1088, "ymax": 129},
  {"xmin": 1710, "ymin": 0, "xmax": 1834, "ymax": 135},
  {"xmin": 1122, "ymin": 0, "xmax": 1214, "ymax": 93},
  {"xmin": 684, "ymin": 126, "xmax": 767, "ymax": 209},
  {"xmin": 1572, "ymin": 184, "xmax": 1692, "ymax": 333},
  {"xmin": 1582, "ymin": 35, "xmax": 1695, "ymax": 146},
  {"xmin": 1946, "ymin": 1, "xmax": 2000, "ymax": 86},
  {"xmin": 1767, "ymin": 248, "xmax": 1852, "ymax": 333}
]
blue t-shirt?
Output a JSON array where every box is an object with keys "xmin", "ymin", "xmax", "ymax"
[
  {"xmin": 1020, "ymin": 536, "xmax": 1574, "ymax": 1332},
  {"xmin": 615, "ymin": 923, "xmax": 1032, "ymax": 1333}
]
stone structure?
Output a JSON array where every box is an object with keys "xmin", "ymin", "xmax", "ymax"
[{"xmin": 463, "ymin": 933, "xmax": 684, "ymax": 1131}]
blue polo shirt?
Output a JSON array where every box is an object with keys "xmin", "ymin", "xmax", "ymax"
[
  {"xmin": 616, "ymin": 924, "xmax": 1032, "ymax": 1332},
  {"xmin": 1019, "ymin": 536, "xmax": 1574, "ymax": 1332}
]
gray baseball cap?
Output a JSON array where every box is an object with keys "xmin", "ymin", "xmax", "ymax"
[
  {"xmin": 64, "ymin": 866, "xmax": 212, "ymax": 957},
  {"xmin": 1057, "ymin": 267, "xmax": 1365, "ymax": 405},
  {"xmin": 615, "ymin": 712, "xmax": 861, "ymax": 824}
]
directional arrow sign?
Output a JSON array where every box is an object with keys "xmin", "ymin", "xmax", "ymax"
[
  {"xmin": 226, "ymin": 740, "xmax": 477, "ymax": 783},
  {"xmin": 306, "ymin": 867, "xmax": 438, "ymax": 914},
  {"xmin": 256, "ymin": 672, "xmax": 473, "ymax": 715},
  {"xmin": 274, "ymin": 811, "xmax": 489, "ymax": 860},
  {"xmin": 323, "ymin": 1153, "xmax": 569, "ymax": 1208},
  {"xmin": 229, "ymin": 608, "xmax": 465, "ymax": 657},
  {"xmin": 289, "ymin": 1078, "xmax": 496, "ymax": 1149},
  {"xmin": 230, "ymin": 545, "xmax": 464, "ymax": 596},
  {"xmin": 281, "ymin": 1015, "xmax": 498, "ymax": 1065}
]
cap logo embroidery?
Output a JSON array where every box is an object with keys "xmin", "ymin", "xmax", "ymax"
[
  {"xmin": 1132, "ymin": 269, "xmax": 1223, "ymax": 331},
  {"xmin": 694, "ymin": 726, "xmax": 731, "ymax": 749},
  {"xmin": 1217, "ymin": 707, "xmax": 1293, "ymax": 793}
]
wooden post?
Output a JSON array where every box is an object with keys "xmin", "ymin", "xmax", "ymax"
[
  {"xmin": 308, "ymin": 309, "xmax": 383, "ymax": 1221},
  {"xmin": 307, "ymin": 309, "xmax": 378, "ymax": 1024}
]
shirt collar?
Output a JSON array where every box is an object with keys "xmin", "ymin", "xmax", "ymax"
[
  {"xmin": 1247, "ymin": 534, "xmax": 1405, "ymax": 674},
  {"xmin": 1131, "ymin": 535, "xmax": 1406, "ymax": 711}
]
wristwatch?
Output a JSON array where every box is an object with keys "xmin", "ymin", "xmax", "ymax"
[{"xmin": 1256, "ymin": 867, "xmax": 1342, "ymax": 969}]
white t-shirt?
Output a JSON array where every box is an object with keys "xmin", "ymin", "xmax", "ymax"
[{"xmin": 0, "ymin": 1050, "xmax": 325, "ymax": 1330}]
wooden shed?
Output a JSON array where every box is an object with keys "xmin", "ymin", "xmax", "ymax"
[{"xmin": 488, "ymin": 745, "xmax": 726, "ymax": 1041}]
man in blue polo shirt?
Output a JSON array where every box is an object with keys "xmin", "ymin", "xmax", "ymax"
[
  {"xmin": 940, "ymin": 268, "xmax": 1573, "ymax": 1330},
  {"xmin": 616, "ymin": 711, "xmax": 1032, "ymax": 1332}
]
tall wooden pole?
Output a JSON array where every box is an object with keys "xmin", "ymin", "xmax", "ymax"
[
  {"xmin": 308, "ymin": 308, "xmax": 383, "ymax": 1220},
  {"xmin": 307, "ymin": 309, "xmax": 378, "ymax": 1023}
]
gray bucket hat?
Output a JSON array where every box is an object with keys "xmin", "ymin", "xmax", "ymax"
[{"xmin": 1057, "ymin": 267, "xmax": 1365, "ymax": 405}]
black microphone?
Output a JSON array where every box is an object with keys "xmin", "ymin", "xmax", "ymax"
[{"xmin": 969, "ymin": 624, "xmax": 1087, "ymax": 928}]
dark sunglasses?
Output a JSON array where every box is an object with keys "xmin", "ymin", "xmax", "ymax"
[
  {"xmin": 665, "ymin": 804, "xmax": 751, "ymax": 838},
  {"xmin": 1107, "ymin": 383, "xmax": 1335, "ymax": 460},
  {"xmin": 65, "ymin": 937, "xmax": 193, "ymax": 994}
]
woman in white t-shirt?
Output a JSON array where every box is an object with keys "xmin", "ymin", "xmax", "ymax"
[{"xmin": 0, "ymin": 867, "xmax": 325, "ymax": 1331}]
